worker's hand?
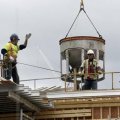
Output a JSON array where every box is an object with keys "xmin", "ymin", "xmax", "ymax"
[
  {"xmin": 78, "ymin": 71, "xmax": 84, "ymax": 77},
  {"xmin": 78, "ymin": 71, "xmax": 81, "ymax": 75},
  {"xmin": 98, "ymin": 71, "xmax": 103, "ymax": 74},
  {"xmin": 78, "ymin": 71, "xmax": 82, "ymax": 76},
  {"xmin": 97, "ymin": 66, "xmax": 104, "ymax": 74},
  {"xmin": 9, "ymin": 56, "xmax": 15, "ymax": 62},
  {"xmin": 25, "ymin": 33, "xmax": 31, "ymax": 40}
]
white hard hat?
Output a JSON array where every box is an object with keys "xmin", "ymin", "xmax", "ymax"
[{"xmin": 87, "ymin": 49, "xmax": 94, "ymax": 55}]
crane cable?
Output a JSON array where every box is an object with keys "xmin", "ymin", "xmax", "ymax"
[
  {"xmin": 17, "ymin": 62, "xmax": 61, "ymax": 73},
  {"xmin": 65, "ymin": 0, "xmax": 102, "ymax": 38},
  {"xmin": 83, "ymin": 9, "xmax": 102, "ymax": 38},
  {"xmin": 20, "ymin": 77, "xmax": 61, "ymax": 82}
]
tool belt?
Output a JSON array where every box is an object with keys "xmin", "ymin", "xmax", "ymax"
[{"xmin": 3, "ymin": 57, "xmax": 17, "ymax": 69}]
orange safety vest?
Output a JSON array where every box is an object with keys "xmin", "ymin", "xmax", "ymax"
[{"xmin": 81, "ymin": 59, "xmax": 98, "ymax": 80}]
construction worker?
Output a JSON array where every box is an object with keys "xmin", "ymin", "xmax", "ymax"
[
  {"xmin": 80, "ymin": 49, "xmax": 102, "ymax": 90},
  {"xmin": 1, "ymin": 33, "xmax": 31, "ymax": 84}
]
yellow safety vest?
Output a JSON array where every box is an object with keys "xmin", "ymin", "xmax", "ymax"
[{"xmin": 4, "ymin": 42, "xmax": 19, "ymax": 59}]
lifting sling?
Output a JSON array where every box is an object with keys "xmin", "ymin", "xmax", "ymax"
[{"xmin": 65, "ymin": 0, "xmax": 102, "ymax": 38}]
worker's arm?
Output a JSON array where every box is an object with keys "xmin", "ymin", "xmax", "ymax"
[
  {"xmin": 1, "ymin": 43, "xmax": 10, "ymax": 55},
  {"xmin": 19, "ymin": 33, "xmax": 32, "ymax": 50},
  {"xmin": 80, "ymin": 60, "xmax": 85, "ymax": 71},
  {"xmin": 1, "ymin": 49, "xmax": 7, "ymax": 55},
  {"xmin": 97, "ymin": 66, "xmax": 104, "ymax": 74},
  {"xmin": 78, "ymin": 60, "xmax": 85, "ymax": 76},
  {"xmin": 24, "ymin": 33, "xmax": 31, "ymax": 47},
  {"xmin": 96, "ymin": 60, "xmax": 103, "ymax": 74}
]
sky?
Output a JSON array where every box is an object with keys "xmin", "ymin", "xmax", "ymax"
[{"xmin": 0, "ymin": 0, "xmax": 120, "ymax": 90}]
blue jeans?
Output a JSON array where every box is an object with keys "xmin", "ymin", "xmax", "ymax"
[{"xmin": 82, "ymin": 79, "xmax": 97, "ymax": 90}]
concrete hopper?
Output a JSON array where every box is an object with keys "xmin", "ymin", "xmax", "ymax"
[{"xmin": 59, "ymin": 36, "xmax": 105, "ymax": 86}]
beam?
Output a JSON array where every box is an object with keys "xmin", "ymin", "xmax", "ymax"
[
  {"xmin": 23, "ymin": 113, "xmax": 34, "ymax": 120},
  {"xmin": 38, "ymin": 109, "xmax": 91, "ymax": 115},
  {"xmin": 54, "ymin": 103, "xmax": 120, "ymax": 109},
  {"xmin": 53, "ymin": 97, "xmax": 120, "ymax": 105},
  {"xmin": 36, "ymin": 113, "xmax": 91, "ymax": 119},
  {"xmin": 8, "ymin": 91, "xmax": 40, "ymax": 112},
  {"xmin": 47, "ymin": 90, "xmax": 120, "ymax": 99}
]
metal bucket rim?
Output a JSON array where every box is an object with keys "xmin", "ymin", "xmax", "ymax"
[{"xmin": 59, "ymin": 36, "xmax": 105, "ymax": 45}]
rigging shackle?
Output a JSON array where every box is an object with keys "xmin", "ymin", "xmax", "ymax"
[{"xmin": 80, "ymin": 0, "xmax": 84, "ymax": 10}]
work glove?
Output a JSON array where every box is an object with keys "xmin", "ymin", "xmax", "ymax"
[
  {"xmin": 26, "ymin": 33, "xmax": 31, "ymax": 40},
  {"xmin": 78, "ymin": 71, "xmax": 84, "ymax": 77},
  {"xmin": 9, "ymin": 56, "xmax": 15, "ymax": 62},
  {"xmin": 78, "ymin": 71, "xmax": 81, "ymax": 75},
  {"xmin": 97, "ymin": 66, "xmax": 104, "ymax": 74}
]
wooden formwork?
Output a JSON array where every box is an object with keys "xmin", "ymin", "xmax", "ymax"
[
  {"xmin": 34, "ymin": 107, "xmax": 120, "ymax": 120},
  {"xmin": 1, "ymin": 98, "xmax": 120, "ymax": 120},
  {"xmin": 34, "ymin": 97, "xmax": 120, "ymax": 120},
  {"xmin": 1, "ymin": 80, "xmax": 120, "ymax": 120}
]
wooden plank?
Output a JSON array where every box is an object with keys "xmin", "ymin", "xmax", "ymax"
[
  {"xmin": 53, "ymin": 97, "xmax": 120, "ymax": 105},
  {"xmin": 0, "ymin": 113, "xmax": 32, "ymax": 117},
  {"xmin": 39, "ymin": 109, "xmax": 91, "ymax": 115},
  {"xmin": 36, "ymin": 113, "xmax": 91, "ymax": 119},
  {"xmin": 0, "ymin": 117, "xmax": 19, "ymax": 120},
  {"xmin": 54, "ymin": 103, "xmax": 120, "ymax": 109},
  {"xmin": 23, "ymin": 113, "xmax": 34, "ymax": 120},
  {"xmin": 8, "ymin": 91, "xmax": 40, "ymax": 112}
]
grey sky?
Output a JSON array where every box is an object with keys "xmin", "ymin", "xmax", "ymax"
[{"xmin": 0, "ymin": 0, "xmax": 120, "ymax": 89}]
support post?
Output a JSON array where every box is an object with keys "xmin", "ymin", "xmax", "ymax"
[
  {"xmin": 60, "ymin": 53, "xmax": 62, "ymax": 77},
  {"xmin": 112, "ymin": 72, "xmax": 114, "ymax": 90},
  {"xmin": 34, "ymin": 79, "xmax": 36, "ymax": 90},
  {"xmin": 73, "ymin": 68, "xmax": 77, "ymax": 91},
  {"xmin": 65, "ymin": 49, "xmax": 69, "ymax": 76},
  {"xmin": 81, "ymin": 49, "xmax": 84, "ymax": 90},
  {"xmin": 20, "ymin": 108, "xmax": 23, "ymax": 120},
  {"xmin": 65, "ymin": 75, "xmax": 67, "ymax": 92}
]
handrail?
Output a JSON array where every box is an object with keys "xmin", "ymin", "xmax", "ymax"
[
  {"xmin": 19, "ymin": 72, "xmax": 120, "ymax": 90},
  {"xmin": 1, "ymin": 60, "xmax": 120, "ymax": 91}
]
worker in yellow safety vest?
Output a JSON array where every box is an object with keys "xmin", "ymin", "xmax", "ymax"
[
  {"xmin": 80, "ymin": 49, "xmax": 102, "ymax": 90},
  {"xmin": 1, "ymin": 33, "xmax": 31, "ymax": 84}
]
